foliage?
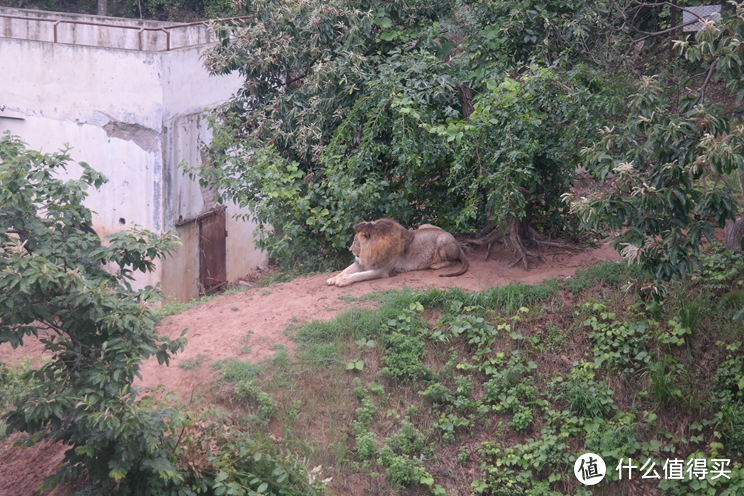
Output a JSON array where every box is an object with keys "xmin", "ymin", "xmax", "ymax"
[
  {"xmin": 212, "ymin": 358, "xmax": 264, "ymax": 383},
  {"xmin": 187, "ymin": 0, "xmax": 619, "ymax": 268},
  {"xmin": 550, "ymin": 365, "xmax": 617, "ymax": 418},
  {"xmin": 233, "ymin": 380, "xmax": 279, "ymax": 425},
  {"xmin": 199, "ymin": 420, "xmax": 321, "ymax": 496},
  {"xmin": 380, "ymin": 303, "xmax": 433, "ymax": 382},
  {"xmin": 574, "ymin": 5, "xmax": 744, "ymax": 280},
  {"xmin": 0, "ymin": 134, "xmax": 320, "ymax": 496},
  {"xmin": 0, "ymin": 133, "xmax": 191, "ymax": 493},
  {"xmin": 692, "ymin": 242, "xmax": 744, "ymax": 290},
  {"xmin": 583, "ymin": 304, "xmax": 652, "ymax": 373},
  {"xmin": 424, "ymin": 64, "xmax": 613, "ymax": 230},
  {"xmin": 0, "ymin": 359, "xmax": 39, "ymax": 440},
  {"xmin": 380, "ymin": 332, "xmax": 430, "ymax": 383}
]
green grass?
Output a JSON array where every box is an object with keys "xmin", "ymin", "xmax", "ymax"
[
  {"xmin": 150, "ymin": 286, "xmax": 249, "ymax": 321},
  {"xmin": 202, "ymin": 251, "xmax": 744, "ymax": 495},
  {"xmin": 178, "ymin": 353, "xmax": 210, "ymax": 371},
  {"xmin": 212, "ymin": 358, "xmax": 263, "ymax": 383},
  {"xmin": 568, "ymin": 260, "xmax": 643, "ymax": 294}
]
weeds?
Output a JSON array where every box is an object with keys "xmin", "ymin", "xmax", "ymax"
[{"xmin": 200, "ymin": 263, "xmax": 744, "ymax": 495}]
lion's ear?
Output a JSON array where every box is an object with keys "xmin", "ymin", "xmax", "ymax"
[{"xmin": 354, "ymin": 222, "xmax": 371, "ymax": 233}]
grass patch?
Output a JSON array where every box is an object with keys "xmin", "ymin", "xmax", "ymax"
[
  {"xmin": 212, "ymin": 358, "xmax": 263, "ymax": 383},
  {"xmin": 150, "ymin": 286, "xmax": 249, "ymax": 321},
  {"xmin": 178, "ymin": 353, "xmax": 210, "ymax": 371},
  {"xmin": 206, "ymin": 255, "xmax": 744, "ymax": 495}
]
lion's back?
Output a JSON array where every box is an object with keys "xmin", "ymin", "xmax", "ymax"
[{"xmin": 394, "ymin": 226, "xmax": 455, "ymax": 271}]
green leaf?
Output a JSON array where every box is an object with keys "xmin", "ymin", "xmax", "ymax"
[
  {"xmin": 373, "ymin": 16, "xmax": 392, "ymax": 28},
  {"xmin": 435, "ymin": 42, "xmax": 456, "ymax": 60}
]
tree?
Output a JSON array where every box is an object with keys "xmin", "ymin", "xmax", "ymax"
[
  {"xmin": 0, "ymin": 132, "xmax": 188, "ymax": 492},
  {"xmin": 192, "ymin": 0, "xmax": 618, "ymax": 270},
  {"xmin": 1, "ymin": 132, "xmax": 323, "ymax": 495},
  {"xmin": 572, "ymin": 3, "xmax": 744, "ymax": 280}
]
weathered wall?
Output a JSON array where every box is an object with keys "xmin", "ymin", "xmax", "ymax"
[
  {"xmin": 1, "ymin": 12, "xmax": 266, "ymax": 301},
  {"xmin": 0, "ymin": 7, "xmax": 210, "ymax": 50},
  {"xmin": 1, "ymin": 36, "xmax": 166, "ymax": 289}
]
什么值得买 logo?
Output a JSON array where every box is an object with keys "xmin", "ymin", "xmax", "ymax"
[{"xmin": 574, "ymin": 453, "xmax": 606, "ymax": 486}]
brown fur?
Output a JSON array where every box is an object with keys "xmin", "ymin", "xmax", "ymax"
[{"xmin": 326, "ymin": 219, "xmax": 468, "ymax": 287}]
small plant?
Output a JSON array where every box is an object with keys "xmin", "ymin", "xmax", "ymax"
[
  {"xmin": 178, "ymin": 353, "xmax": 210, "ymax": 371},
  {"xmin": 346, "ymin": 358, "xmax": 365, "ymax": 371},
  {"xmin": 231, "ymin": 306, "xmax": 239, "ymax": 311},
  {"xmin": 435, "ymin": 305, "xmax": 498, "ymax": 349},
  {"xmin": 261, "ymin": 289, "xmax": 272, "ymax": 296},
  {"xmin": 356, "ymin": 431, "xmax": 378, "ymax": 461},
  {"xmin": 353, "ymin": 397, "xmax": 378, "ymax": 434},
  {"xmin": 421, "ymin": 383, "xmax": 453, "ymax": 405},
  {"xmin": 355, "ymin": 337, "xmax": 376, "ymax": 348},
  {"xmin": 212, "ymin": 358, "xmax": 263, "ymax": 383},
  {"xmin": 376, "ymin": 446, "xmax": 429, "ymax": 487},
  {"xmin": 271, "ymin": 343, "xmax": 290, "ymax": 368},
  {"xmin": 457, "ymin": 446, "xmax": 470, "ymax": 465},
  {"xmin": 287, "ymin": 400, "xmax": 303, "ymax": 422},
  {"xmin": 677, "ymin": 300, "xmax": 703, "ymax": 335},
  {"xmin": 178, "ymin": 358, "xmax": 203, "ymax": 370},
  {"xmin": 692, "ymin": 243, "xmax": 744, "ymax": 290},
  {"xmin": 381, "ymin": 331, "xmax": 431, "ymax": 382},
  {"xmin": 233, "ymin": 380, "xmax": 278, "ymax": 424},
  {"xmin": 509, "ymin": 405, "xmax": 534, "ymax": 432},
  {"xmin": 433, "ymin": 413, "xmax": 470, "ymax": 443},
  {"xmin": 550, "ymin": 365, "xmax": 617, "ymax": 418},
  {"xmin": 385, "ymin": 419, "xmax": 426, "ymax": 457},
  {"xmin": 646, "ymin": 357, "xmax": 683, "ymax": 407},
  {"xmin": 584, "ymin": 309, "xmax": 652, "ymax": 373}
]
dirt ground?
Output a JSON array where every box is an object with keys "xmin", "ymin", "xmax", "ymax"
[{"xmin": 0, "ymin": 240, "xmax": 621, "ymax": 496}]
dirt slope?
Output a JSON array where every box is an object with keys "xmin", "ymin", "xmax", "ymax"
[{"xmin": 0, "ymin": 241, "xmax": 620, "ymax": 496}]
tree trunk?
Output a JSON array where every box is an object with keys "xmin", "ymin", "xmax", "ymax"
[
  {"xmin": 460, "ymin": 85, "xmax": 474, "ymax": 121},
  {"xmin": 725, "ymin": 172, "xmax": 744, "ymax": 252},
  {"xmin": 97, "ymin": 0, "xmax": 107, "ymax": 16}
]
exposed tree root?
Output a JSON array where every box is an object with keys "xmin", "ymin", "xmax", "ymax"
[{"xmin": 456, "ymin": 216, "xmax": 581, "ymax": 270}]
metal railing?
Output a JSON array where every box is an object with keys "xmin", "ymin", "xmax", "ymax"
[{"xmin": 0, "ymin": 14, "xmax": 252, "ymax": 51}]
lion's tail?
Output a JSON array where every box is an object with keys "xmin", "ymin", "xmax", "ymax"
[{"xmin": 439, "ymin": 250, "xmax": 469, "ymax": 278}]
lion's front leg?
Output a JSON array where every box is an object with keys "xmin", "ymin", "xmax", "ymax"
[
  {"xmin": 332, "ymin": 268, "xmax": 390, "ymax": 287},
  {"xmin": 327, "ymin": 261, "xmax": 363, "ymax": 286}
]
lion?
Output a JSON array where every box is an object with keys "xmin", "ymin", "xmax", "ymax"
[{"xmin": 326, "ymin": 218, "xmax": 469, "ymax": 287}]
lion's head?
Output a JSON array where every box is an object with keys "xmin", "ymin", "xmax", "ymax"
[{"xmin": 350, "ymin": 219, "xmax": 414, "ymax": 269}]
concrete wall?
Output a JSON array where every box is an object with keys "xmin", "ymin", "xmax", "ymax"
[
  {"xmin": 0, "ymin": 7, "xmax": 211, "ymax": 50},
  {"xmin": 1, "ymin": 9, "xmax": 267, "ymax": 301}
]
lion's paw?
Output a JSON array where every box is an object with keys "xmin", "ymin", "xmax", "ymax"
[{"xmin": 326, "ymin": 276, "xmax": 337, "ymax": 286}]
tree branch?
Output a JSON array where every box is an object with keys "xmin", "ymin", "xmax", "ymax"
[{"xmin": 692, "ymin": 56, "xmax": 721, "ymax": 107}]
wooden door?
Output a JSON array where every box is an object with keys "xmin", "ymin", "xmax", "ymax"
[{"xmin": 199, "ymin": 208, "xmax": 227, "ymax": 294}]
